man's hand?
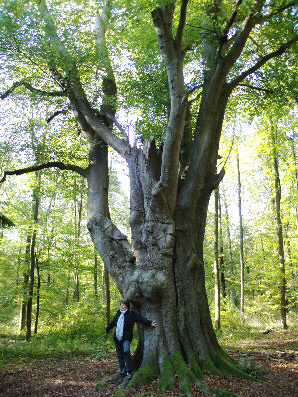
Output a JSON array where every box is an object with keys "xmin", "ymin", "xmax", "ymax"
[{"xmin": 151, "ymin": 321, "xmax": 157, "ymax": 328}]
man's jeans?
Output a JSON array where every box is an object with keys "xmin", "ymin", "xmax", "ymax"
[{"xmin": 115, "ymin": 339, "xmax": 132, "ymax": 377}]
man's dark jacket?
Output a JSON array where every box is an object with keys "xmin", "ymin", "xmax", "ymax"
[{"xmin": 106, "ymin": 310, "xmax": 152, "ymax": 342}]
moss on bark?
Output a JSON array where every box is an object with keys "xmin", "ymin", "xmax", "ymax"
[
  {"xmin": 190, "ymin": 355, "xmax": 204, "ymax": 380},
  {"xmin": 215, "ymin": 350, "xmax": 252, "ymax": 380},
  {"xmin": 127, "ymin": 362, "xmax": 158, "ymax": 389},
  {"xmin": 116, "ymin": 349, "xmax": 250, "ymax": 397},
  {"xmin": 201, "ymin": 358, "xmax": 222, "ymax": 375},
  {"xmin": 171, "ymin": 352, "xmax": 198, "ymax": 396},
  {"xmin": 158, "ymin": 355, "xmax": 176, "ymax": 390}
]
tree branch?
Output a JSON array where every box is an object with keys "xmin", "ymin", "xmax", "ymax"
[
  {"xmin": 1, "ymin": 162, "xmax": 88, "ymax": 184},
  {"xmin": 186, "ymin": 23, "xmax": 217, "ymax": 34},
  {"xmin": 219, "ymin": 0, "xmax": 243, "ymax": 51},
  {"xmin": 47, "ymin": 109, "xmax": 69, "ymax": 123},
  {"xmin": 228, "ymin": 36, "xmax": 298, "ymax": 88},
  {"xmin": 175, "ymin": 0, "xmax": 188, "ymax": 52},
  {"xmin": 105, "ymin": 113, "xmax": 129, "ymax": 142},
  {"xmin": 261, "ymin": 1, "xmax": 296, "ymax": 22},
  {"xmin": 37, "ymin": 0, "xmax": 130, "ymax": 158},
  {"xmin": 0, "ymin": 80, "xmax": 66, "ymax": 100},
  {"xmin": 221, "ymin": 0, "xmax": 267, "ymax": 74},
  {"xmin": 152, "ymin": 4, "xmax": 187, "ymax": 213},
  {"xmin": 238, "ymin": 83, "xmax": 273, "ymax": 94},
  {"xmin": 223, "ymin": 12, "xmax": 258, "ymax": 74}
]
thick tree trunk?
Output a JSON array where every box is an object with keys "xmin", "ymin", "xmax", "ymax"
[{"xmin": 88, "ymin": 142, "xmax": 248, "ymax": 393}]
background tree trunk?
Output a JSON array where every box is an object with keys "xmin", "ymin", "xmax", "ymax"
[
  {"xmin": 271, "ymin": 128, "xmax": 287, "ymax": 329},
  {"xmin": 104, "ymin": 267, "xmax": 110, "ymax": 327},
  {"xmin": 219, "ymin": 194, "xmax": 226, "ymax": 299},
  {"xmin": 222, "ymin": 190, "xmax": 236, "ymax": 306},
  {"xmin": 214, "ymin": 189, "xmax": 221, "ymax": 329},
  {"xmin": 237, "ymin": 155, "xmax": 245, "ymax": 313},
  {"xmin": 26, "ymin": 181, "xmax": 40, "ymax": 341},
  {"xmin": 19, "ymin": 270, "xmax": 29, "ymax": 332},
  {"xmin": 34, "ymin": 257, "xmax": 41, "ymax": 334},
  {"xmin": 94, "ymin": 251, "xmax": 98, "ymax": 298}
]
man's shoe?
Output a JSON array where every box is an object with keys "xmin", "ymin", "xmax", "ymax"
[
  {"xmin": 107, "ymin": 372, "xmax": 122, "ymax": 383},
  {"xmin": 120, "ymin": 376, "xmax": 130, "ymax": 388},
  {"xmin": 119, "ymin": 374, "xmax": 126, "ymax": 384},
  {"xmin": 127, "ymin": 372, "xmax": 133, "ymax": 379}
]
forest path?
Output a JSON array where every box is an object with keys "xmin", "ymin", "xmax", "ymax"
[{"xmin": 0, "ymin": 335, "xmax": 297, "ymax": 396}]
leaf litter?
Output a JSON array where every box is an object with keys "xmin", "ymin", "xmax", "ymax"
[{"xmin": 0, "ymin": 335, "xmax": 297, "ymax": 396}]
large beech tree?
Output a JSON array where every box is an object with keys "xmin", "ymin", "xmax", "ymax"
[{"xmin": 1, "ymin": 0, "xmax": 297, "ymax": 392}]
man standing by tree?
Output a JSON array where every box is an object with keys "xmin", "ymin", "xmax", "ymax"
[{"xmin": 106, "ymin": 299, "xmax": 157, "ymax": 382}]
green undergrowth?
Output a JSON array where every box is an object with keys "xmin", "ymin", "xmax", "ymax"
[
  {"xmin": 215, "ymin": 309, "xmax": 298, "ymax": 349},
  {"xmin": 0, "ymin": 329, "xmax": 113, "ymax": 368},
  {"xmin": 0, "ymin": 301, "xmax": 117, "ymax": 370}
]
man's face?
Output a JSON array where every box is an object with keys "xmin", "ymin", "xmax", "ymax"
[{"xmin": 120, "ymin": 303, "xmax": 128, "ymax": 311}]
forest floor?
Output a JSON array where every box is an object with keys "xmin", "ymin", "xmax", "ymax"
[{"xmin": 0, "ymin": 330, "xmax": 297, "ymax": 397}]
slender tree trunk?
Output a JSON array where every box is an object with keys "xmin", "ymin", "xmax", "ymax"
[
  {"xmin": 16, "ymin": 246, "xmax": 22, "ymax": 286},
  {"xmin": 73, "ymin": 270, "xmax": 80, "ymax": 302},
  {"xmin": 289, "ymin": 133, "xmax": 298, "ymax": 229},
  {"xmin": 271, "ymin": 130, "xmax": 287, "ymax": 329},
  {"xmin": 94, "ymin": 251, "xmax": 98, "ymax": 298},
  {"xmin": 65, "ymin": 288, "xmax": 69, "ymax": 306},
  {"xmin": 34, "ymin": 257, "xmax": 41, "ymax": 334},
  {"xmin": 19, "ymin": 235, "xmax": 31, "ymax": 332},
  {"xmin": 26, "ymin": 240, "xmax": 35, "ymax": 340},
  {"xmin": 19, "ymin": 271, "xmax": 29, "ymax": 332},
  {"xmin": 237, "ymin": 155, "xmax": 245, "ymax": 313},
  {"xmin": 26, "ymin": 182, "xmax": 40, "ymax": 341},
  {"xmin": 219, "ymin": 194, "xmax": 226, "ymax": 299},
  {"xmin": 222, "ymin": 190, "xmax": 236, "ymax": 306},
  {"xmin": 73, "ymin": 188, "xmax": 83, "ymax": 302},
  {"xmin": 214, "ymin": 189, "xmax": 220, "ymax": 329},
  {"xmin": 104, "ymin": 267, "xmax": 111, "ymax": 327},
  {"xmin": 284, "ymin": 223, "xmax": 295, "ymax": 308}
]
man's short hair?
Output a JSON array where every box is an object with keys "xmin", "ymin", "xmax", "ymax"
[{"xmin": 121, "ymin": 299, "xmax": 130, "ymax": 309}]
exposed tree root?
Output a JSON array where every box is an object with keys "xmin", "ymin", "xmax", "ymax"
[
  {"xmin": 110, "ymin": 350, "xmax": 251, "ymax": 396},
  {"xmin": 127, "ymin": 362, "xmax": 158, "ymax": 389},
  {"xmin": 215, "ymin": 349, "xmax": 253, "ymax": 380}
]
